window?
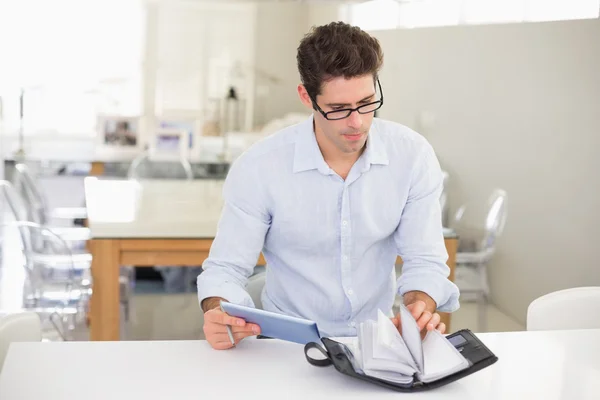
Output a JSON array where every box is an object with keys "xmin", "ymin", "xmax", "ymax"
[
  {"xmin": 347, "ymin": 0, "xmax": 600, "ymax": 31},
  {"xmin": 0, "ymin": 0, "xmax": 144, "ymax": 136},
  {"xmin": 349, "ymin": 0, "xmax": 400, "ymax": 31}
]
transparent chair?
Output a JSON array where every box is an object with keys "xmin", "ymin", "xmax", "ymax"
[
  {"xmin": 452, "ymin": 189, "xmax": 508, "ymax": 332},
  {"xmin": 0, "ymin": 180, "xmax": 92, "ymax": 284},
  {"xmin": 0, "ymin": 221, "xmax": 89, "ymax": 340},
  {"xmin": 440, "ymin": 171, "xmax": 450, "ymax": 228},
  {"xmin": 127, "ymin": 152, "xmax": 194, "ymax": 181},
  {"xmin": 11, "ymin": 163, "xmax": 90, "ymax": 242},
  {"xmin": 0, "ymin": 180, "xmax": 133, "ymax": 335},
  {"xmin": 127, "ymin": 152, "xmax": 201, "ymax": 293}
]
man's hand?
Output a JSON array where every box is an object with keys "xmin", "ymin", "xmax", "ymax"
[
  {"xmin": 391, "ymin": 291, "xmax": 446, "ymax": 338},
  {"xmin": 201, "ymin": 297, "xmax": 261, "ymax": 350}
]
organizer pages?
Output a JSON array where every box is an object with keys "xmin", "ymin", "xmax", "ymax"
[{"xmin": 352, "ymin": 307, "xmax": 470, "ymax": 385}]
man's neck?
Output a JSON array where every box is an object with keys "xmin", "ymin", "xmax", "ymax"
[{"xmin": 314, "ymin": 121, "xmax": 364, "ymax": 179}]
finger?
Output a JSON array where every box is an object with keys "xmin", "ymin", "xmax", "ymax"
[
  {"xmin": 211, "ymin": 330, "xmax": 256, "ymax": 344},
  {"xmin": 416, "ymin": 311, "xmax": 432, "ymax": 331},
  {"xmin": 233, "ymin": 330, "xmax": 257, "ymax": 341},
  {"xmin": 204, "ymin": 322, "xmax": 258, "ymax": 338},
  {"xmin": 206, "ymin": 335, "xmax": 235, "ymax": 350},
  {"xmin": 205, "ymin": 309, "xmax": 246, "ymax": 327},
  {"xmin": 407, "ymin": 300, "xmax": 426, "ymax": 321},
  {"xmin": 390, "ymin": 315, "xmax": 402, "ymax": 334},
  {"xmin": 426, "ymin": 313, "xmax": 441, "ymax": 331},
  {"xmin": 232, "ymin": 323, "xmax": 261, "ymax": 335},
  {"xmin": 436, "ymin": 323, "xmax": 446, "ymax": 334},
  {"xmin": 210, "ymin": 339, "xmax": 235, "ymax": 350},
  {"xmin": 203, "ymin": 321, "xmax": 230, "ymax": 336}
]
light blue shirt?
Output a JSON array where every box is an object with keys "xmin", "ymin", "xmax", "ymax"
[{"xmin": 197, "ymin": 116, "xmax": 460, "ymax": 337}]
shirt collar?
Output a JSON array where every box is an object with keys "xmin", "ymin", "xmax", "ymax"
[
  {"xmin": 293, "ymin": 116, "xmax": 389, "ymax": 174},
  {"xmin": 293, "ymin": 115, "xmax": 331, "ymax": 175},
  {"xmin": 361, "ymin": 120, "xmax": 389, "ymax": 169}
]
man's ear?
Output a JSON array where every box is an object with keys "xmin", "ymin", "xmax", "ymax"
[{"xmin": 297, "ymin": 84, "xmax": 313, "ymax": 109}]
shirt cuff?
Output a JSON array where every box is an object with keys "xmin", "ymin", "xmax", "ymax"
[
  {"xmin": 197, "ymin": 276, "xmax": 255, "ymax": 310},
  {"xmin": 397, "ymin": 272, "xmax": 460, "ymax": 313}
]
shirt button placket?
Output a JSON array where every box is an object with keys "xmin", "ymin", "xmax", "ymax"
[{"xmin": 340, "ymin": 185, "xmax": 354, "ymax": 318}]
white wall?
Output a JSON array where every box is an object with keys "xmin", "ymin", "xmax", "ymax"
[
  {"xmin": 253, "ymin": 3, "xmax": 310, "ymax": 126},
  {"xmin": 372, "ymin": 19, "xmax": 600, "ymax": 324}
]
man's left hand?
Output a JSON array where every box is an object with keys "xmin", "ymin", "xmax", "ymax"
[{"xmin": 391, "ymin": 291, "xmax": 446, "ymax": 338}]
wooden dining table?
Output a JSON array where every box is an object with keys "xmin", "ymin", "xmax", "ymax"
[{"xmin": 84, "ymin": 177, "xmax": 458, "ymax": 341}]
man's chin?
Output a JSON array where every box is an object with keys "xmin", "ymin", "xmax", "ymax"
[{"xmin": 341, "ymin": 140, "xmax": 367, "ymax": 154}]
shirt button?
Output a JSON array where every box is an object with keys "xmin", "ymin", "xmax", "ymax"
[
  {"xmin": 342, "ymin": 220, "xmax": 348, "ymax": 226},
  {"xmin": 343, "ymin": 255, "xmax": 348, "ymax": 261},
  {"xmin": 350, "ymin": 321, "xmax": 356, "ymax": 327},
  {"xmin": 347, "ymin": 289, "xmax": 354, "ymax": 295}
]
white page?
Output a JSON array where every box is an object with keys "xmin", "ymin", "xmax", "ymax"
[
  {"xmin": 374, "ymin": 310, "xmax": 418, "ymax": 370},
  {"xmin": 398, "ymin": 304, "xmax": 424, "ymax": 373},
  {"xmin": 358, "ymin": 321, "xmax": 416, "ymax": 380},
  {"xmin": 418, "ymin": 330, "xmax": 470, "ymax": 383}
]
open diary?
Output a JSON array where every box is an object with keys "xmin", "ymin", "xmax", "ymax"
[{"xmin": 304, "ymin": 305, "xmax": 498, "ymax": 392}]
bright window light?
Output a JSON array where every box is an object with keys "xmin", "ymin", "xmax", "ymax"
[{"xmin": 348, "ymin": 0, "xmax": 600, "ymax": 30}]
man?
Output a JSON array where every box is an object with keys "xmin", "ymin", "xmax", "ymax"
[{"xmin": 198, "ymin": 22, "xmax": 459, "ymax": 350}]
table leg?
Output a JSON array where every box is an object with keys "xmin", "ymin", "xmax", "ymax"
[
  {"xmin": 90, "ymin": 239, "xmax": 121, "ymax": 341},
  {"xmin": 90, "ymin": 161, "xmax": 105, "ymax": 176}
]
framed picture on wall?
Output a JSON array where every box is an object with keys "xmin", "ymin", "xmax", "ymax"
[
  {"xmin": 96, "ymin": 115, "xmax": 144, "ymax": 154},
  {"xmin": 157, "ymin": 118, "xmax": 197, "ymax": 149},
  {"xmin": 149, "ymin": 128, "xmax": 189, "ymax": 161}
]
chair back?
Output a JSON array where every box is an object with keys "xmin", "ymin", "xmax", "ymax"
[
  {"xmin": 0, "ymin": 312, "xmax": 42, "ymax": 372},
  {"xmin": 0, "ymin": 221, "xmax": 76, "ymax": 310},
  {"xmin": 440, "ymin": 171, "xmax": 450, "ymax": 227},
  {"xmin": 482, "ymin": 189, "xmax": 507, "ymax": 251},
  {"xmin": 527, "ymin": 287, "xmax": 600, "ymax": 331},
  {"xmin": 127, "ymin": 152, "xmax": 193, "ymax": 180},
  {"xmin": 11, "ymin": 164, "xmax": 47, "ymax": 225},
  {"xmin": 453, "ymin": 188, "xmax": 507, "ymax": 253},
  {"xmin": 0, "ymin": 181, "xmax": 29, "ymax": 223}
]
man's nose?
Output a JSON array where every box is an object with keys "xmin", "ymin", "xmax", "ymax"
[{"xmin": 347, "ymin": 110, "xmax": 362, "ymax": 129}]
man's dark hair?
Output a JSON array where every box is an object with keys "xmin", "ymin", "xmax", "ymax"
[{"xmin": 297, "ymin": 21, "xmax": 384, "ymax": 100}]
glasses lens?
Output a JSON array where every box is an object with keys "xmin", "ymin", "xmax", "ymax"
[
  {"xmin": 326, "ymin": 110, "xmax": 352, "ymax": 120},
  {"xmin": 358, "ymin": 101, "xmax": 382, "ymax": 114}
]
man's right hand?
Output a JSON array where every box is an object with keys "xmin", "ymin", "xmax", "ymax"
[{"xmin": 202, "ymin": 298, "xmax": 261, "ymax": 350}]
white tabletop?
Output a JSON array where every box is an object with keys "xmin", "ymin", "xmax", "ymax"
[
  {"xmin": 84, "ymin": 178, "xmax": 225, "ymax": 239},
  {"xmin": 1, "ymin": 329, "xmax": 599, "ymax": 399},
  {"xmin": 84, "ymin": 178, "xmax": 459, "ymax": 240}
]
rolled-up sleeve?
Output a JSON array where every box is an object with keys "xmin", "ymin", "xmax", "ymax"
[
  {"xmin": 197, "ymin": 157, "xmax": 271, "ymax": 308},
  {"xmin": 395, "ymin": 142, "xmax": 460, "ymax": 313}
]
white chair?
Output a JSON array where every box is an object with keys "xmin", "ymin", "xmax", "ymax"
[
  {"xmin": 527, "ymin": 287, "xmax": 600, "ymax": 331},
  {"xmin": 0, "ymin": 312, "xmax": 41, "ymax": 372},
  {"xmin": 453, "ymin": 189, "xmax": 508, "ymax": 332}
]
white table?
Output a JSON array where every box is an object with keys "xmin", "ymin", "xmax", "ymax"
[
  {"xmin": 84, "ymin": 178, "xmax": 459, "ymax": 341},
  {"xmin": 1, "ymin": 329, "xmax": 599, "ymax": 399}
]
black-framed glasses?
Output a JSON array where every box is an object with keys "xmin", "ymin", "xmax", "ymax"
[{"xmin": 311, "ymin": 79, "xmax": 384, "ymax": 121}]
